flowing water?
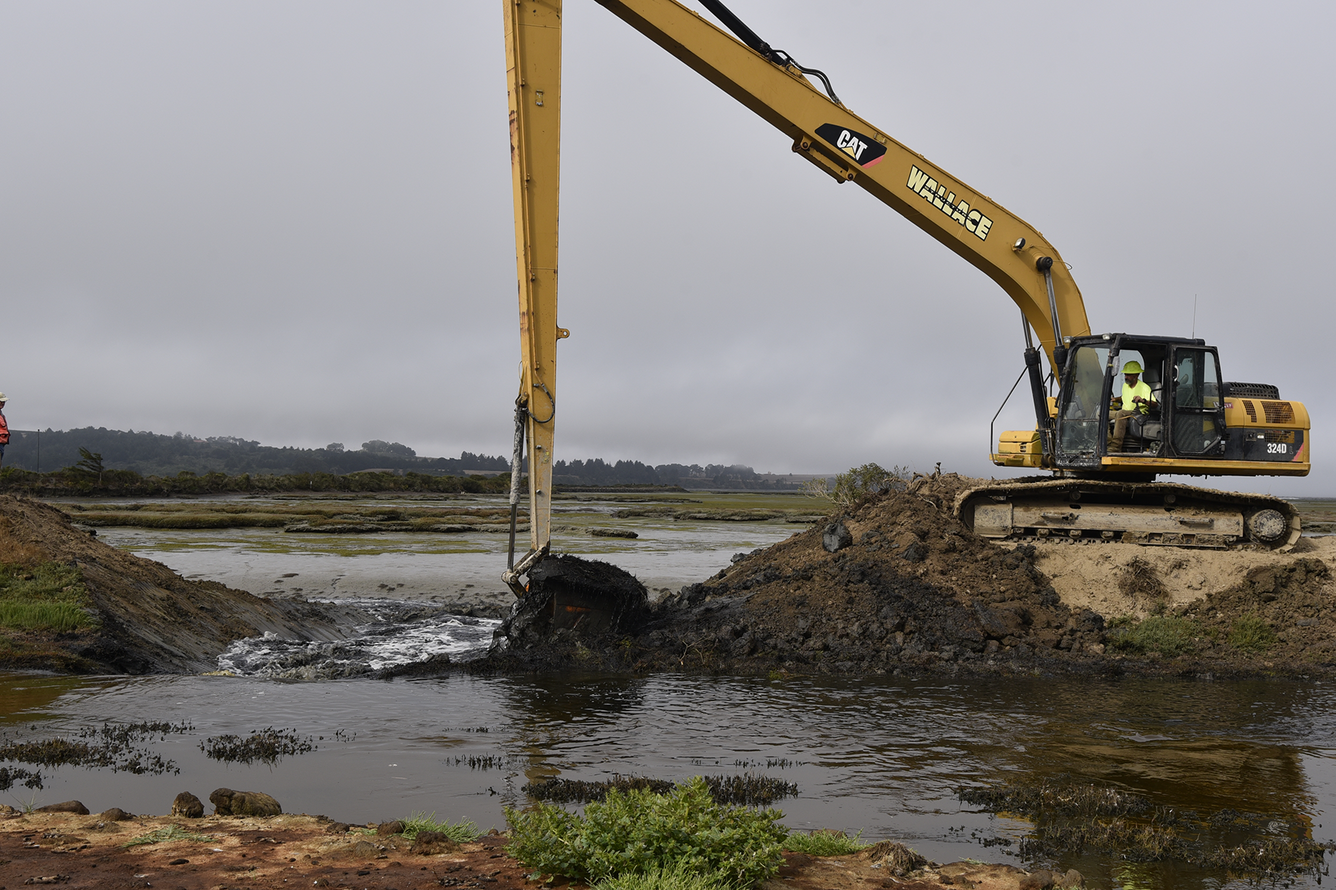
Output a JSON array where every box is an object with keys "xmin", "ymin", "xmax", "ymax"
[{"xmin": 5, "ymin": 493, "xmax": 1336, "ymax": 890}]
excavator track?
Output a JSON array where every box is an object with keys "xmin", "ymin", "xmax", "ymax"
[{"xmin": 956, "ymin": 479, "xmax": 1300, "ymax": 551}]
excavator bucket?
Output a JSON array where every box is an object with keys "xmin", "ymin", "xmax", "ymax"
[{"xmin": 500, "ymin": 555, "xmax": 650, "ymax": 650}]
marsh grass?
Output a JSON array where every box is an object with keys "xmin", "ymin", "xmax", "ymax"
[
  {"xmin": 1228, "ymin": 615, "xmax": 1277, "ymax": 653},
  {"xmin": 1107, "ymin": 615, "xmax": 1201, "ymax": 656},
  {"xmin": 0, "ymin": 601, "xmax": 92, "ymax": 633},
  {"xmin": 592, "ymin": 860, "xmax": 737, "ymax": 890},
  {"xmin": 0, "ymin": 560, "xmax": 96, "ymax": 632},
  {"xmin": 783, "ymin": 830, "xmax": 868, "ymax": 856},
  {"xmin": 61, "ymin": 501, "xmax": 517, "ymax": 531},
  {"xmin": 399, "ymin": 812, "xmax": 479, "ymax": 843}
]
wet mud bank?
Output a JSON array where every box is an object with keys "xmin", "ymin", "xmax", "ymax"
[
  {"xmin": 478, "ymin": 475, "xmax": 1336, "ymax": 680},
  {"xmin": 0, "ymin": 496, "xmax": 370, "ymax": 673},
  {"xmin": 5, "ymin": 475, "xmax": 1336, "ymax": 679}
]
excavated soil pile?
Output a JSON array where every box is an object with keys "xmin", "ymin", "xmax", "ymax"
[
  {"xmin": 638, "ymin": 473, "xmax": 1102, "ymax": 675},
  {"xmin": 489, "ymin": 474, "xmax": 1336, "ymax": 678},
  {"xmin": 0, "ymin": 495, "xmax": 365, "ymax": 673}
]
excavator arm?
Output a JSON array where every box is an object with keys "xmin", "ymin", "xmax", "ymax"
[{"xmin": 502, "ymin": 0, "xmax": 1093, "ymax": 588}]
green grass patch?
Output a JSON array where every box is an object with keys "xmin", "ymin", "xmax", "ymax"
[
  {"xmin": 592, "ymin": 860, "xmax": 737, "ymax": 890},
  {"xmin": 0, "ymin": 601, "xmax": 93, "ymax": 633},
  {"xmin": 783, "ymin": 830, "xmax": 868, "ymax": 856},
  {"xmin": 1107, "ymin": 615, "xmax": 1201, "ymax": 657},
  {"xmin": 122, "ymin": 825, "xmax": 215, "ymax": 847},
  {"xmin": 0, "ymin": 561, "xmax": 95, "ymax": 632},
  {"xmin": 506, "ymin": 776, "xmax": 787, "ymax": 889},
  {"xmin": 400, "ymin": 812, "xmax": 480, "ymax": 843},
  {"xmin": 1228, "ymin": 615, "xmax": 1278, "ymax": 653}
]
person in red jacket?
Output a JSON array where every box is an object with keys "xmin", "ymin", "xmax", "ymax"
[{"xmin": 0, "ymin": 392, "xmax": 8, "ymax": 468}]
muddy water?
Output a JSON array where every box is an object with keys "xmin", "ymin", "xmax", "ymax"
[
  {"xmin": 8, "ymin": 493, "xmax": 1336, "ymax": 889},
  {"xmin": 3, "ymin": 670, "xmax": 1335, "ymax": 890},
  {"xmin": 89, "ymin": 491, "xmax": 810, "ymax": 606}
]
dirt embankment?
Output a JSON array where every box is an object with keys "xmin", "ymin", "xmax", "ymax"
[
  {"xmin": 4, "ymin": 479, "xmax": 1336, "ymax": 679},
  {"xmin": 487, "ymin": 474, "xmax": 1336, "ymax": 678},
  {"xmin": 0, "ymin": 496, "xmax": 366, "ymax": 673}
]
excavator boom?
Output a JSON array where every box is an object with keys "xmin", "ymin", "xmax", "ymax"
[
  {"xmin": 503, "ymin": 0, "xmax": 1091, "ymax": 583},
  {"xmin": 502, "ymin": 0, "xmax": 1309, "ymax": 599}
]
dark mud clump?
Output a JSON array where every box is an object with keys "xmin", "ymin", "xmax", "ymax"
[
  {"xmin": 962, "ymin": 778, "xmax": 1335, "ymax": 881},
  {"xmin": 493, "ymin": 554, "xmax": 650, "ymax": 656}
]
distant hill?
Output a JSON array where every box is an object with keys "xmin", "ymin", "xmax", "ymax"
[{"xmin": 3, "ymin": 428, "xmax": 821, "ymax": 490}]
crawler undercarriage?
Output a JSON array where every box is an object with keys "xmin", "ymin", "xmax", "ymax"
[{"xmin": 957, "ymin": 479, "xmax": 1300, "ymax": 551}]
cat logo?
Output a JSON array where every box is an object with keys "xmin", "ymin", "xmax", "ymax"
[{"xmin": 815, "ymin": 124, "xmax": 887, "ymax": 168}]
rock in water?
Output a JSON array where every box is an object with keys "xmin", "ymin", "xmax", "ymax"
[
  {"xmin": 171, "ymin": 791, "xmax": 205, "ymax": 818},
  {"xmin": 209, "ymin": 788, "xmax": 282, "ymax": 817},
  {"xmin": 498, "ymin": 554, "xmax": 649, "ymax": 649}
]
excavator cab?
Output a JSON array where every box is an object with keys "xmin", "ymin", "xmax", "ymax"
[
  {"xmin": 1052, "ymin": 334, "xmax": 1226, "ymax": 472},
  {"xmin": 974, "ymin": 331, "xmax": 1304, "ymax": 549}
]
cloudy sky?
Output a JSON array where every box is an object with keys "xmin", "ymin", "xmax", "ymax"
[{"xmin": 2, "ymin": 1, "xmax": 1332, "ymax": 496}]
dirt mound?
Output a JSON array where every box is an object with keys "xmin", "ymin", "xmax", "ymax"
[
  {"xmin": 0, "ymin": 495, "xmax": 364, "ymax": 673},
  {"xmin": 481, "ymin": 473, "xmax": 1336, "ymax": 678},
  {"xmin": 635, "ymin": 473, "xmax": 1103, "ymax": 674}
]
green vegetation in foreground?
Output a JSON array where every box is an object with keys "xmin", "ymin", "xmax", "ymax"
[
  {"xmin": 0, "ymin": 561, "xmax": 96, "ymax": 633},
  {"xmin": 400, "ymin": 813, "xmax": 480, "ymax": 843},
  {"xmin": 506, "ymin": 776, "xmax": 788, "ymax": 889},
  {"xmin": 781, "ymin": 830, "xmax": 868, "ymax": 856},
  {"xmin": 591, "ymin": 860, "xmax": 738, "ymax": 890}
]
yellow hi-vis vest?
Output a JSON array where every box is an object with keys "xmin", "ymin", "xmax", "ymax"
[{"xmin": 1120, "ymin": 379, "xmax": 1152, "ymax": 415}]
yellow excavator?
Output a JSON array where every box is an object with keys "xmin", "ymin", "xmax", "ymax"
[{"xmin": 500, "ymin": 0, "xmax": 1310, "ymax": 615}]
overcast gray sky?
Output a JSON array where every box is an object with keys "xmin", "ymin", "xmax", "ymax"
[{"xmin": 2, "ymin": 1, "xmax": 1332, "ymax": 496}]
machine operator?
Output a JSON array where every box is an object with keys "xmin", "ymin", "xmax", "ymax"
[{"xmin": 1109, "ymin": 360, "xmax": 1156, "ymax": 453}]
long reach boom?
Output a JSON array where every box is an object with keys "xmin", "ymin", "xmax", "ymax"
[{"xmin": 502, "ymin": 0, "xmax": 1093, "ymax": 591}]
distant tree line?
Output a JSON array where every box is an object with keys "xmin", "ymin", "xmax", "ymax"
[
  {"xmin": 0, "ymin": 464, "xmax": 510, "ymax": 498},
  {"xmin": 552, "ymin": 459, "xmax": 797, "ymax": 490},
  {"xmin": 3, "ymin": 428, "xmax": 509, "ymax": 478},
  {"xmin": 0, "ymin": 427, "xmax": 808, "ymax": 490}
]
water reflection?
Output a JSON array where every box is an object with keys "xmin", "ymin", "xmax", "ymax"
[{"xmin": 0, "ymin": 670, "xmax": 1332, "ymax": 890}]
